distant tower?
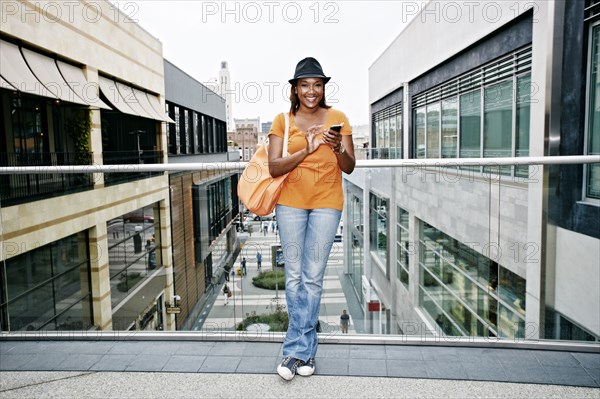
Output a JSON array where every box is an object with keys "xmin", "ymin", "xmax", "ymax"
[{"xmin": 219, "ymin": 61, "xmax": 235, "ymax": 132}]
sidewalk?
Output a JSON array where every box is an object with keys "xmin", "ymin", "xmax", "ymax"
[{"xmin": 196, "ymin": 222, "xmax": 358, "ymax": 333}]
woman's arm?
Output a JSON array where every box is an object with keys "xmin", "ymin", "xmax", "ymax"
[
  {"xmin": 268, "ymin": 125, "xmax": 324, "ymax": 178},
  {"xmin": 267, "ymin": 135, "xmax": 308, "ymax": 178},
  {"xmin": 323, "ymin": 127, "xmax": 356, "ymax": 174},
  {"xmin": 334, "ymin": 135, "xmax": 356, "ymax": 174}
]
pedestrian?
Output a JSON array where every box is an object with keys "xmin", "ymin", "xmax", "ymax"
[
  {"xmin": 256, "ymin": 252, "xmax": 262, "ymax": 270},
  {"xmin": 269, "ymin": 57, "xmax": 355, "ymax": 381},
  {"xmin": 340, "ymin": 310, "xmax": 350, "ymax": 333},
  {"xmin": 222, "ymin": 283, "xmax": 230, "ymax": 306},
  {"xmin": 241, "ymin": 257, "xmax": 247, "ymax": 276},
  {"xmin": 262, "ymin": 221, "xmax": 268, "ymax": 236}
]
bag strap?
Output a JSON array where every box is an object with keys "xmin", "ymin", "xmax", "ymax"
[{"xmin": 282, "ymin": 112, "xmax": 289, "ymax": 157}]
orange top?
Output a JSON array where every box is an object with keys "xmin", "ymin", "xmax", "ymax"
[{"xmin": 268, "ymin": 108, "xmax": 352, "ymax": 210}]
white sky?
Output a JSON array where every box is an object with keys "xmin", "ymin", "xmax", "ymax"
[{"xmin": 126, "ymin": 1, "xmax": 412, "ymax": 126}]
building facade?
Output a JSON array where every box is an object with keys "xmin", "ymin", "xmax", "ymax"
[
  {"xmin": 230, "ymin": 118, "xmax": 260, "ymax": 161},
  {"xmin": 347, "ymin": 1, "xmax": 599, "ymax": 340},
  {"xmin": 218, "ymin": 61, "xmax": 234, "ymax": 132},
  {"xmin": 0, "ymin": 1, "xmax": 176, "ymax": 331},
  {"xmin": 163, "ymin": 60, "xmax": 238, "ymax": 330}
]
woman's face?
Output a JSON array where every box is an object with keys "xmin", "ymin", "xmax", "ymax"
[{"xmin": 296, "ymin": 78, "xmax": 324, "ymax": 110}]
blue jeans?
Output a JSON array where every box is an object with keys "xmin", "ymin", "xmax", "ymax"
[{"xmin": 276, "ymin": 205, "xmax": 342, "ymax": 362}]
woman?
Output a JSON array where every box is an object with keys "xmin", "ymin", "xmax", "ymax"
[
  {"xmin": 222, "ymin": 283, "xmax": 230, "ymax": 306},
  {"xmin": 268, "ymin": 57, "xmax": 355, "ymax": 380}
]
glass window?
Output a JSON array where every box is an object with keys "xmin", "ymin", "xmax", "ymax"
[
  {"xmin": 373, "ymin": 120, "xmax": 379, "ymax": 150},
  {"xmin": 389, "ymin": 116, "xmax": 396, "ymax": 156},
  {"xmin": 194, "ymin": 113, "xmax": 200, "ymax": 153},
  {"xmin": 396, "ymin": 113, "xmax": 403, "ymax": 159},
  {"xmin": 441, "ymin": 98, "xmax": 458, "ymax": 158},
  {"xmin": 384, "ymin": 117, "xmax": 390, "ymax": 149},
  {"xmin": 415, "ymin": 107, "xmax": 426, "ymax": 158},
  {"xmin": 587, "ymin": 25, "xmax": 600, "ymax": 199},
  {"xmin": 498, "ymin": 267, "xmax": 526, "ymax": 314},
  {"xmin": 183, "ymin": 109, "xmax": 190, "ymax": 154},
  {"xmin": 418, "ymin": 221, "xmax": 526, "ymax": 338},
  {"xmin": 108, "ymin": 205, "xmax": 159, "ymax": 307},
  {"xmin": 426, "ymin": 103, "xmax": 440, "ymax": 158},
  {"xmin": 351, "ymin": 232, "xmax": 364, "ymax": 303},
  {"xmin": 377, "ymin": 119, "xmax": 384, "ymax": 150},
  {"xmin": 484, "ymin": 80, "xmax": 513, "ymax": 158},
  {"xmin": 396, "ymin": 206, "xmax": 409, "ymax": 288},
  {"xmin": 174, "ymin": 106, "xmax": 180, "ymax": 155},
  {"xmin": 516, "ymin": 74, "xmax": 531, "ymax": 177},
  {"xmin": 459, "ymin": 90, "xmax": 481, "ymax": 159},
  {"xmin": 370, "ymin": 193, "xmax": 388, "ymax": 268},
  {"xmin": 1, "ymin": 231, "xmax": 92, "ymax": 331},
  {"xmin": 346, "ymin": 181, "xmax": 365, "ymax": 301}
]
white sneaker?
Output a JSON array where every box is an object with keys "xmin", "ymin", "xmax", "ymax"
[
  {"xmin": 297, "ymin": 358, "xmax": 315, "ymax": 376},
  {"xmin": 277, "ymin": 356, "xmax": 303, "ymax": 381}
]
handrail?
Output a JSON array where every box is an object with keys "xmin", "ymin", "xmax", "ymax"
[
  {"xmin": 0, "ymin": 155, "xmax": 598, "ymax": 174},
  {"xmin": 1, "ymin": 330, "xmax": 599, "ymax": 353}
]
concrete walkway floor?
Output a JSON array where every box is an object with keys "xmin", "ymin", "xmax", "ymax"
[
  {"xmin": 1, "ymin": 338, "xmax": 599, "ymax": 398},
  {"xmin": 1, "ymin": 371, "xmax": 599, "ymax": 399}
]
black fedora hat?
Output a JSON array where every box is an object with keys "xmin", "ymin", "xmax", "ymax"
[{"xmin": 289, "ymin": 57, "xmax": 331, "ymax": 84}]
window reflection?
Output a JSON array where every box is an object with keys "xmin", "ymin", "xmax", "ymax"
[
  {"xmin": 370, "ymin": 193, "xmax": 388, "ymax": 268},
  {"xmin": 419, "ymin": 221, "xmax": 525, "ymax": 338},
  {"xmin": 1, "ymin": 231, "xmax": 92, "ymax": 331}
]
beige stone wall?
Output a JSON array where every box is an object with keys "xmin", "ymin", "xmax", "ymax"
[
  {"xmin": 2, "ymin": 175, "xmax": 169, "ymax": 258},
  {"xmin": 0, "ymin": 1, "xmax": 174, "ymax": 331},
  {"xmin": 1, "ymin": 0, "xmax": 165, "ymax": 94}
]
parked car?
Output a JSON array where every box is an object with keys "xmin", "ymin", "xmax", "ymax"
[
  {"xmin": 124, "ymin": 213, "xmax": 154, "ymax": 223},
  {"xmin": 251, "ymin": 212, "xmax": 276, "ymax": 221}
]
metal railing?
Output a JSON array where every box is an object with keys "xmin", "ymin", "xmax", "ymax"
[
  {"xmin": 0, "ymin": 152, "xmax": 94, "ymax": 206},
  {"xmin": 0, "ymin": 155, "xmax": 598, "ymax": 347},
  {"xmin": 102, "ymin": 150, "xmax": 164, "ymax": 185}
]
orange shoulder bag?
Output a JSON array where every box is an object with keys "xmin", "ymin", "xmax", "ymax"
[{"xmin": 237, "ymin": 112, "xmax": 289, "ymax": 216}]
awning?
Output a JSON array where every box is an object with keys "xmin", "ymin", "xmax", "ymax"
[
  {"xmin": 21, "ymin": 48, "xmax": 89, "ymax": 106},
  {"xmin": 99, "ymin": 76, "xmax": 174, "ymax": 123},
  {"xmin": 0, "ymin": 75, "xmax": 17, "ymax": 90},
  {"xmin": 98, "ymin": 76, "xmax": 138, "ymax": 116},
  {"xmin": 0, "ymin": 40, "xmax": 57, "ymax": 99},
  {"xmin": 132, "ymin": 87, "xmax": 175, "ymax": 123},
  {"xmin": 145, "ymin": 92, "xmax": 175, "ymax": 124},
  {"xmin": 114, "ymin": 81, "xmax": 157, "ymax": 120},
  {"xmin": 56, "ymin": 61, "xmax": 111, "ymax": 110}
]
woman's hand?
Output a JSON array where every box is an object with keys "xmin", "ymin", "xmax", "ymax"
[
  {"xmin": 322, "ymin": 127, "xmax": 342, "ymax": 152},
  {"xmin": 305, "ymin": 124, "xmax": 324, "ymax": 154}
]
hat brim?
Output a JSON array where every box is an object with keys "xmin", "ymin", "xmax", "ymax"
[{"xmin": 289, "ymin": 76, "xmax": 331, "ymax": 85}]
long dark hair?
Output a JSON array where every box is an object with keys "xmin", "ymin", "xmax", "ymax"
[{"xmin": 289, "ymin": 79, "xmax": 331, "ymax": 115}]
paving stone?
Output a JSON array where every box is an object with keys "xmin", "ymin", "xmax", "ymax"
[
  {"xmin": 0, "ymin": 354, "xmax": 36, "ymax": 370},
  {"xmin": 385, "ymin": 346, "xmax": 423, "ymax": 361},
  {"xmin": 316, "ymin": 357, "xmax": 349, "ymax": 376},
  {"xmin": 208, "ymin": 342, "xmax": 248, "ymax": 356},
  {"xmin": 59, "ymin": 354, "xmax": 104, "ymax": 371},
  {"xmin": 543, "ymin": 365, "xmax": 599, "ymax": 387},
  {"xmin": 348, "ymin": 358, "xmax": 387, "ymax": 376},
  {"xmin": 198, "ymin": 356, "xmax": 241, "ymax": 373},
  {"xmin": 175, "ymin": 342, "xmax": 215, "ymax": 356},
  {"xmin": 386, "ymin": 359, "xmax": 428, "ymax": 378},
  {"xmin": 161, "ymin": 355, "xmax": 205, "ymax": 372},
  {"xmin": 236, "ymin": 356, "xmax": 277, "ymax": 373},
  {"xmin": 89, "ymin": 354, "xmax": 133, "ymax": 371},
  {"xmin": 125, "ymin": 354, "xmax": 170, "ymax": 372}
]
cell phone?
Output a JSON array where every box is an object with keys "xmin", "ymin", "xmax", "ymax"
[{"xmin": 330, "ymin": 123, "xmax": 344, "ymax": 132}]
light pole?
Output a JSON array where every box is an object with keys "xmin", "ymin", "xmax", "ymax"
[
  {"xmin": 231, "ymin": 270, "xmax": 236, "ymax": 329},
  {"xmin": 129, "ymin": 130, "xmax": 145, "ymax": 164}
]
